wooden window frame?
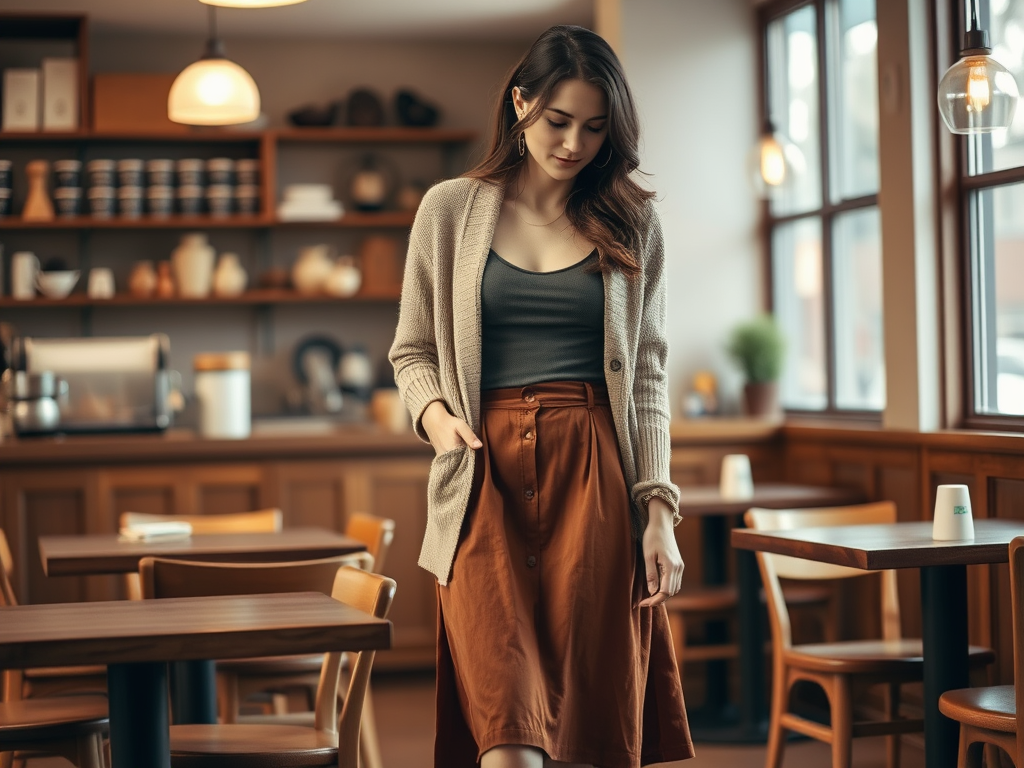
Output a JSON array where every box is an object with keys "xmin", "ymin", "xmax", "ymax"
[{"xmin": 758, "ymin": 0, "xmax": 882, "ymax": 421}]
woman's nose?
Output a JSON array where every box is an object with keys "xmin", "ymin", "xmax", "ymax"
[{"xmin": 563, "ymin": 129, "xmax": 583, "ymax": 154}]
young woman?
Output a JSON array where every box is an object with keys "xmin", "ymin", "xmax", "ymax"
[{"xmin": 389, "ymin": 25, "xmax": 693, "ymax": 768}]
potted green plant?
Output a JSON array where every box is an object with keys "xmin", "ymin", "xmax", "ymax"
[{"xmin": 727, "ymin": 315, "xmax": 786, "ymax": 417}]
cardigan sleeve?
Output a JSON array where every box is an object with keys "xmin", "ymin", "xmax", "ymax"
[
  {"xmin": 629, "ymin": 206, "xmax": 682, "ymax": 525},
  {"xmin": 388, "ymin": 199, "xmax": 446, "ymax": 443}
]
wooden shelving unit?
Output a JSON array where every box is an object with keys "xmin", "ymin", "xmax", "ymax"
[
  {"xmin": 0, "ymin": 211, "xmax": 416, "ymax": 230},
  {"xmin": 0, "ymin": 287, "xmax": 401, "ymax": 308}
]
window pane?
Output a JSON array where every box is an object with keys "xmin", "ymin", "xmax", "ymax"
[
  {"xmin": 773, "ymin": 217, "xmax": 827, "ymax": 409},
  {"xmin": 971, "ymin": 182, "xmax": 1024, "ymax": 415},
  {"xmin": 767, "ymin": 5, "xmax": 823, "ymax": 215},
  {"xmin": 965, "ymin": 0, "xmax": 1024, "ymax": 175},
  {"xmin": 834, "ymin": 0, "xmax": 879, "ymax": 199},
  {"xmin": 833, "ymin": 207, "xmax": 885, "ymax": 409}
]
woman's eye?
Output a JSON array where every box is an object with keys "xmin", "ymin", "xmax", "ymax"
[
  {"xmin": 587, "ymin": 125, "xmax": 606, "ymax": 134},
  {"xmin": 546, "ymin": 120, "xmax": 567, "ymax": 129}
]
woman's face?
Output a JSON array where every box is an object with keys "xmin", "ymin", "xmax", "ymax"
[{"xmin": 513, "ymin": 78, "xmax": 609, "ymax": 182}]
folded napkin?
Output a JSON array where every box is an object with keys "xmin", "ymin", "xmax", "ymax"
[{"xmin": 118, "ymin": 520, "xmax": 193, "ymax": 542}]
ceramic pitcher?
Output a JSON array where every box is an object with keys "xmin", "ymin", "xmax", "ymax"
[{"xmin": 172, "ymin": 233, "xmax": 215, "ymax": 298}]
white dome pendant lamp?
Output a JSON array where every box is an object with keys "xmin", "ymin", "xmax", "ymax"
[
  {"xmin": 937, "ymin": 0, "xmax": 1018, "ymax": 134},
  {"xmin": 201, "ymin": 0, "xmax": 306, "ymax": 6},
  {"xmin": 168, "ymin": 6, "xmax": 260, "ymax": 126}
]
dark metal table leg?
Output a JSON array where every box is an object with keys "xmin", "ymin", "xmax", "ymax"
[
  {"xmin": 735, "ymin": 545, "xmax": 767, "ymax": 736},
  {"xmin": 920, "ymin": 564, "xmax": 969, "ymax": 768},
  {"xmin": 702, "ymin": 516, "xmax": 729, "ymax": 712},
  {"xmin": 108, "ymin": 662, "xmax": 170, "ymax": 768},
  {"xmin": 170, "ymin": 660, "xmax": 218, "ymax": 724}
]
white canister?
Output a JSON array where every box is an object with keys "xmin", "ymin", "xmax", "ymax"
[{"xmin": 194, "ymin": 352, "xmax": 251, "ymax": 439}]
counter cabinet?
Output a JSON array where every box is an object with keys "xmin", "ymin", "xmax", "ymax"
[{"xmin": 0, "ymin": 447, "xmax": 436, "ymax": 671}]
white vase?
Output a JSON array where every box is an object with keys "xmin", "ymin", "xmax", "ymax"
[
  {"xmin": 324, "ymin": 255, "xmax": 362, "ymax": 297},
  {"xmin": 213, "ymin": 252, "xmax": 248, "ymax": 297},
  {"xmin": 171, "ymin": 233, "xmax": 215, "ymax": 298},
  {"xmin": 292, "ymin": 244, "xmax": 334, "ymax": 294}
]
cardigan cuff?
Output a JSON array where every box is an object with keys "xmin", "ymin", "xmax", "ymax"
[
  {"xmin": 397, "ymin": 369, "xmax": 445, "ymax": 443},
  {"xmin": 632, "ymin": 480, "xmax": 682, "ymax": 527}
]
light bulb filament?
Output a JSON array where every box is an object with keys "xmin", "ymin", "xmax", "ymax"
[
  {"xmin": 760, "ymin": 137, "xmax": 786, "ymax": 187},
  {"xmin": 967, "ymin": 63, "xmax": 992, "ymax": 113}
]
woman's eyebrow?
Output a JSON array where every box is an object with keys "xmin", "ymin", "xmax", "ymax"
[{"xmin": 545, "ymin": 107, "xmax": 608, "ymax": 121}]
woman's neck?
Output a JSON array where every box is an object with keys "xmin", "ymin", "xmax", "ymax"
[{"xmin": 512, "ymin": 159, "xmax": 574, "ymax": 212}]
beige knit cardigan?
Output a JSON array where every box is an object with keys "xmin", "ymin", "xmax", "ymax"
[{"xmin": 389, "ymin": 176, "xmax": 680, "ymax": 585}]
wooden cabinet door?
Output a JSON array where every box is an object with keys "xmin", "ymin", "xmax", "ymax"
[
  {"xmin": 265, "ymin": 461, "xmax": 349, "ymax": 530},
  {"xmin": 0, "ymin": 469, "xmax": 109, "ymax": 604},
  {"xmin": 96, "ymin": 464, "xmax": 266, "ymax": 524}
]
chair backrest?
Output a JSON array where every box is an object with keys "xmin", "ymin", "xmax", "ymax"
[
  {"xmin": 120, "ymin": 509, "xmax": 284, "ymax": 599},
  {"xmin": 0, "ymin": 529, "xmax": 23, "ymax": 702},
  {"xmin": 120, "ymin": 508, "xmax": 283, "ymax": 534},
  {"xmin": 1009, "ymin": 536, "xmax": 1024, "ymax": 766},
  {"xmin": 745, "ymin": 501, "xmax": 902, "ymax": 649},
  {"xmin": 344, "ymin": 512, "xmax": 395, "ymax": 573},
  {"xmin": 137, "ymin": 556, "xmax": 395, "ymax": 764}
]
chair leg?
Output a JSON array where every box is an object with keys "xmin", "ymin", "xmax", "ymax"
[
  {"xmin": 884, "ymin": 682, "xmax": 902, "ymax": 768},
  {"xmin": 826, "ymin": 675, "xmax": 853, "ymax": 768},
  {"xmin": 217, "ymin": 671, "xmax": 238, "ymax": 724},
  {"xmin": 358, "ymin": 686, "xmax": 383, "ymax": 768},
  {"xmin": 0, "ymin": 750, "xmax": 12, "ymax": 768},
  {"xmin": 78, "ymin": 732, "xmax": 105, "ymax": 768},
  {"xmin": 765, "ymin": 666, "xmax": 791, "ymax": 768},
  {"xmin": 958, "ymin": 727, "xmax": 984, "ymax": 768}
]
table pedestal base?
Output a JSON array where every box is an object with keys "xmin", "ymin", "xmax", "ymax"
[
  {"xmin": 170, "ymin": 660, "xmax": 218, "ymax": 724},
  {"xmin": 108, "ymin": 662, "xmax": 170, "ymax": 768},
  {"xmin": 921, "ymin": 564, "xmax": 969, "ymax": 768}
]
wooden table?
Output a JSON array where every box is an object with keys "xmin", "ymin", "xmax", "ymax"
[
  {"xmin": 732, "ymin": 518, "xmax": 1024, "ymax": 768},
  {"xmin": 37, "ymin": 527, "xmax": 367, "ymax": 725},
  {"xmin": 0, "ymin": 591, "xmax": 392, "ymax": 768},
  {"xmin": 38, "ymin": 528, "xmax": 365, "ymax": 577},
  {"xmin": 677, "ymin": 483, "xmax": 865, "ymax": 742}
]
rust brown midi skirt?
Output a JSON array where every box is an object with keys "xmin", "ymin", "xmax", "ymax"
[{"xmin": 435, "ymin": 381, "xmax": 694, "ymax": 768}]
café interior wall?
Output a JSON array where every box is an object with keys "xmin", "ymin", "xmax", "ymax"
[
  {"xmin": 6, "ymin": 35, "xmax": 526, "ymax": 416},
  {"xmin": 621, "ymin": 0, "xmax": 762, "ymax": 417}
]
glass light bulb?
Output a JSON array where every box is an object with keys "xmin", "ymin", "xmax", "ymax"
[
  {"xmin": 967, "ymin": 61, "xmax": 992, "ymax": 112},
  {"xmin": 196, "ymin": 69, "xmax": 235, "ymax": 107},
  {"xmin": 760, "ymin": 136, "xmax": 787, "ymax": 187}
]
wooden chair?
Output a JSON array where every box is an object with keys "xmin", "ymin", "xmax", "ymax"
[
  {"xmin": 0, "ymin": 529, "xmax": 109, "ymax": 768},
  {"xmin": 746, "ymin": 502, "xmax": 996, "ymax": 768},
  {"xmin": 139, "ymin": 556, "xmax": 396, "ymax": 768},
  {"xmin": 938, "ymin": 534, "xmax": 1024, "ymax": 767},
  {"xmin": 218, "ymin": 513, "xmax": 395, "ymax": 768},
  {"xmin": 119, "ymin": 509, "xmax": 284, "ymax": 600}
]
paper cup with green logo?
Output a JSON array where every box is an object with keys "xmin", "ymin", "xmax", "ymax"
[{"xmin": 933, "ymin": 484, "xmax": 975, "ymax": 541}]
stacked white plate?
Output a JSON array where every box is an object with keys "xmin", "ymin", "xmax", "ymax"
[{"xmin": 277, "ymin": 183, "xmax": 344, "ymax": 221}]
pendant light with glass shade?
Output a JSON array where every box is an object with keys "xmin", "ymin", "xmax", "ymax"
[
  {"xmin": 749, "ymin": 44, "xmax": 803, "ymax": 199},
  {"xmin": 937, "ymin": 0, "xmax": 1019, "ymax": 134},
  {"xmin": 168, "ymin": 5, "xmax": 261, "ymax": 126}
]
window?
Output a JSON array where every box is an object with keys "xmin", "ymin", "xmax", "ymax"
[
  {"xmin": 760, "ymin": 0, "xmax": 885, "ymax": 414},
  {"xmin": 960, "ymin": 0, "xmax": 1024, "ymax": 421}
]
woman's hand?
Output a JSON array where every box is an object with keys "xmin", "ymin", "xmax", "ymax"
[
  {"xmin": 638, "ymin": 497, "xmax": 684, "ymax": 608},
  {"xmin": 421, "ymin": 400, "xmax": 483, "ymax": 456}
]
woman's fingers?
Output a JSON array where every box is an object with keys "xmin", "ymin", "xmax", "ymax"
[{"xmin": 455, "ymin": 421, "xmax": 483, "ymax": 449}]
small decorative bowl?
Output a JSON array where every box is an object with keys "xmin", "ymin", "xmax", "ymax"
[{"xmin": 36, "ymin": 270, "xmax": 80, "ymax": 299}]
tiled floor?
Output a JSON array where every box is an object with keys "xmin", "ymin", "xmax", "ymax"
[{"xmin": 373, "ymin": 671, "xmax": 926, "ymax": 768}]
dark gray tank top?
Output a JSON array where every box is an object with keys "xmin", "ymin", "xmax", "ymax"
[{"xmin": 480, "ymin": 248, "xmax": 605, "ymax": 390}]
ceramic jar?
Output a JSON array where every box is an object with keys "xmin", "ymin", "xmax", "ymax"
[
  {"xmin": 128, "ymin": 260, "xmax": 158, "ymax": 297},
  {"xmin": 324, "ymin": 255, "xmax": 361, "ymax": 297},
  {"xmin": 171, "ymin": 233, "xmax": 215, "ymax": 298},
  {"xmin": 213, "ymin": 252, "xmax": 248, "ymax": 297},
  {"xmin": 292, "ymin": 244, "xmax": 334, "ymax": 294}
]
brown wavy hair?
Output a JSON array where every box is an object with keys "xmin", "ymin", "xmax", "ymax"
[{"xmin": 466, "ymin": 25, "xmax": 652, "ymax": 276}]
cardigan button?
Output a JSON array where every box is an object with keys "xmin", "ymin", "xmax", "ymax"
[{"xmin": 609, "ymin": 359, "xmax": 622, "ymax": 372}]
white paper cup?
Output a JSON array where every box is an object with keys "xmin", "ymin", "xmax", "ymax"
[
  {"xmin": 933, "ymin": 484, "xmax": 975, "ymax": 541},
  {"xmin": 720, "ymin": 453, "xmax": 754, "ymax": 500}
]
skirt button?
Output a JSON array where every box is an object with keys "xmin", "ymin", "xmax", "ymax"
[{"xmin": 527, "ymin": 555, "xmax": 537, "ymax": 568}]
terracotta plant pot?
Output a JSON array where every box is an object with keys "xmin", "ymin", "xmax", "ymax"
[{"xmin": 743, "ymin": 381, "xmax": 779, "ymax": 418}]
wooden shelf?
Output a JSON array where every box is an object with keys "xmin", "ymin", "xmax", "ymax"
[
  {"xmin": 0, "ymin": 288, "xmax": 400, "ymax": 308},
  {"xmin": 0, "ymin": 211, "xmax": 416, "ymax": 230},
  {"xmin": 0, "ymin": 127, "xmax": 474, "ymax": 144}
]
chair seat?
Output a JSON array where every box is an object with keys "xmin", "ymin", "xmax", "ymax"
[
  {"xmin": 23, "ymin": 665, "xmax": 107, "ymax": 679},
  {"xmin": 236, "ymin": 711, "xmax": 316, "ymax": 727},
  {"xmin": 217, "ymin": 655, "xmax": 325, "ymax": 675},
  {"xmin": 170, "ymin": 723, "xmax": 337, "ymax": 767},
  {"xmin": 0, "ymin": 696, "xmax": 109, "ymax": 742},
  {"xmin": 939, "ymin": 684, "xmax": 1017, "ymax": 733},
  {"xmin": 786, "ymin": 639, "xmax": 995, "ymax": 674}
]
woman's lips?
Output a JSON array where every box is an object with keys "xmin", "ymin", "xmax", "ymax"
[{"xmin": 554, "ymin": 156, "xmax": 581, "ymax": 168}]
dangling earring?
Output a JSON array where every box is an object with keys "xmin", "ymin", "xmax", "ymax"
[
  {"xmin": 518, "ymin": 132, "xmax": 526, "ymax": 158},
  {"xmin": 593, "ymin": 144, "xmax": 613, "ymax": 168}
]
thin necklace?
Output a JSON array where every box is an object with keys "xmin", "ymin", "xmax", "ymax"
[{"xmin": 512, "ymin": 185, "xmax": 567, "ymax": 228}]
